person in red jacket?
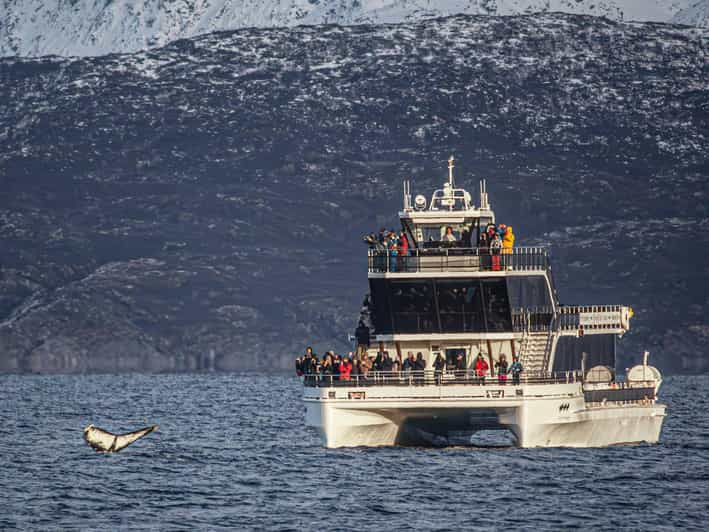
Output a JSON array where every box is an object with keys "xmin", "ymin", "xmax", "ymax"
[
  {"xmin": 474, "ymin": 353, "xmax": 489, "ymax": 385},
  {"xmin": 340, "ymin": 356, "xmax": 353, "ymax": 381},
  {"xmin": 397, "ymin": 231, "xmax": 409, "ymax": 271}
]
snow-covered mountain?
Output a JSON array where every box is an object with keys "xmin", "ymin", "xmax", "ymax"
[
  {"xmin": 673, "ymin": 0, "xmax": 709, "ymax": 27},
  {"xmin": 0, "ymin": 0, "xmax": 702, "ymax": 58}
]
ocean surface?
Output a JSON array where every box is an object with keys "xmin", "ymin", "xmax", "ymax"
[{"xmin": 0, "ymin": 374, "xmax": 707, "ymax": 530}]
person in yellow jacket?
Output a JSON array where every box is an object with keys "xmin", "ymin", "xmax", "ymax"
[{"xmin": 502, "ymin": 225, "xmax": 515, "ymax": 254}]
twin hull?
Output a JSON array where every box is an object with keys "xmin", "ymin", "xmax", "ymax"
[{"xmin": 303, "ymin": 383, "xmax": 665, "ymax": 448}]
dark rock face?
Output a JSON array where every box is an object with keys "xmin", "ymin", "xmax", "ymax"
[{"xmin": 0, "ymin": 14, "xmax": 707, "ymax": 373}]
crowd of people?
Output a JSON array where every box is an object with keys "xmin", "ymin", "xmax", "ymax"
[
  {"xmin": 363, "ymin": 228, "xmax": 411, "ymax": 272},
  {"xmin": 363, "ymin": 223, "xmax": 515, "ymax": 253},
  {"xmin": 478, "ymin": 223, "xmax": 515, "ymax": 255},
  {"xmin": 364, "ymin": 223, "xmax": 516, "ymax": 271},
  {"xmin": 295, "ymin": 347, "xmax": 426, "ymax": 382},
  {"xmin": 295, "ymin": 347, "xmax": 523, "ymax": 385}
]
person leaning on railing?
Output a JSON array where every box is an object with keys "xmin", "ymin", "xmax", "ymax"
[
  {"xmin": 402, "ymin": 352, "xmax": 416, "ymax": 374},
  {"xmin": 501, "ymin": 225, "xmax": 515, "ymax": 254},
  {"xmin": 298, "ymin": 347, "xmax": 319, "ymax": 385},
  {"xmin": 474, "ymin": 354, "xmax": 489, "ymax": 385},
  {"xmin": 340, "ymin": 356, "xmax": 353, "ymax": 381},
  {"xmin": 320, "ymin": 352, "xmax": 335, "ymax": 384}
]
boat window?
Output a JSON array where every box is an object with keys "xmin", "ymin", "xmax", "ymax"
[
  {"xmin": 481, "ymin": 278, "xmax": 513, "ymax": 331},
  {"xmin": 506, "ymin": 275, "xmax": 552, "ymax": 309},
  {"xmin": 369, "ymin": 277, "xmax": 513, "ymax": 335},
  {"xmin": 369, "ymin": 279, "xmax": 393, "ymax": 334},
  {"xmin": 389, "ymin": 280, "xmax": 437, "ymax": 333},
  {"xmin": 445, "ymin": 348, "xmax": 466, "ymax": 368},
  {"xmin": 436, "ymin": 280, "xmax": 485, "ymax": 332},
  {"xmin": 420, "ymin": 224, "xmax": 465, "ymax": 247}
]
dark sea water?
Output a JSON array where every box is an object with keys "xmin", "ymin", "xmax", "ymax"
[{"xmin": 0, "ymin": 374, "xmax": 707, "ymax": 531}]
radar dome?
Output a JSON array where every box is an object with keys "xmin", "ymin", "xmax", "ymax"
[
  {"xmin": 627, "ymin": 365, "xmax": 662, "ymax": 383},
  {"xmin": 585, "ymin": 365, "xmax": 614, "ymax": 384}
]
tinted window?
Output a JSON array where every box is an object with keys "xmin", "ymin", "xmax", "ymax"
[
  {"xmin": 389, "ymin": 281, "xmax": 437, "ymax": 333},
  {"xmin": 481, "ymin": 278, "xmax": 512, "ymax": 332},
  {"xmin": 371, "ymin": 277, "xmax": 513, "ymax": 335},
  {"xmin": 506, "ymin": 275, "xmax": 552, "ymax": 309},
  {"xmin": 369, "ymin": 279, "xmax": 392, "ymax": 334},
  {"xmin": 436, "ymin": 280, "xmax": 485, "ymax": 332}
]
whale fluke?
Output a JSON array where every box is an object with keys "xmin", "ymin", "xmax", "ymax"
[{"xmin": 83, "ymin": 424, "xmax": 158, "ymax": 453}]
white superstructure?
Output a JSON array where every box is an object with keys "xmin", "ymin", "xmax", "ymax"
[{"xmin": 302, "ymin": 158, "xmax": 666, "ymax": 448}]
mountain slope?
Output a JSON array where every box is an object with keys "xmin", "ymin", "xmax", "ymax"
[
  {"xmin": 0, "ymin": 13, "xmax": 708, "ymax": 373},
  {"xmin": 0, "ymin": 0, "xmax": 698, "ymax": 58}
]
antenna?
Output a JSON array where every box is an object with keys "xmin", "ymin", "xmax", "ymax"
[
  {"xmin": 447, "ymin": 156, "xmax": 455, "ymax": 186},
  {"xmin": 479, "ymin": 179, "xmax": 489, "ymax": 210},
  {"xmin": 403, "ymin": 180, "xmax": 412, "ymax": 210}
]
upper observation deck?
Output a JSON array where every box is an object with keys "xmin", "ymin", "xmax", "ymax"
[{"xmin": 364, "ymin": 157, "xmax": 534, "ymax": 277}]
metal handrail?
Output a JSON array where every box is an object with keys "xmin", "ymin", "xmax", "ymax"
[
  {"xmin": 511, "ymin": 306, "xmax": 554, "ymax": 332},
  {"xmin": 558, "ymin": 305, "xmax": 624, "ymax": 331},
  {"xmin": 302, "ymin": 369, "xmax": 581, "ymax": 388},
  {"xmin": 368, "ymin": 246, "xmax": 550, "ymax": 273}
]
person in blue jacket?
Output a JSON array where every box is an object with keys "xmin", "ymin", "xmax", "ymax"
[{"xmin": 508, "ymin": 355, "xmax": 523, "ymax": 385}]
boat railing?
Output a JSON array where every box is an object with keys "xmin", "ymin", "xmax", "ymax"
[
  {"xmin": 302, "ymin": 369, "xmax": 581, "ymax": 388},
  {"xmin": 511, "ymin": 305, "xmax": 627, "ymax": 336},
  {"xmin": 558, "ymin": 304, "xmax": 626, "ymax": 333},
  {"xmin": 511, "ymin": 306, "xmax": 555, "ymax": 332},
  {"xmin": 368, "ymin": 246, "xmax": 550, "ymax": 274}
]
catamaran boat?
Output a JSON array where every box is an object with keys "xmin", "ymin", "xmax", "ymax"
[{"xmin": 302, "ymin": 158, "xmax": 666, "ymax": 448}]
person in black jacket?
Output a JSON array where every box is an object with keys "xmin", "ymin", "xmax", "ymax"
[
  {"xmin": 301, "ymin": 347, "xmax": 317, "ymax": 385},
  {"xmin": 433, "ymin": 353, "xmax": 446, "ymax": 384},
  {"xmin": 413, "ymin": 352, "xmax": 426, "ymax": 384},
  {"xmin": 355, "ymin": 320, "xmax": 370, "ymax": 357},
  {"xmin": 381, "ymin": 352, "xmax": 394, "ymax": 372}
]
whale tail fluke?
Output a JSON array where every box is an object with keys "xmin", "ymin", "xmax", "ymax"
[{"xmin": 84, "ymin": 424, "xmax": 159, "ymax": 453}]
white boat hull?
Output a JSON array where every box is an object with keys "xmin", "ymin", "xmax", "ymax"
[{"xmin": 304, "ymin": 383, "xmax": 665, "ymax": 448}]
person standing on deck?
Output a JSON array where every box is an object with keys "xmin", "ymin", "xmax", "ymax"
[
  {"xmin": 502, "ymin": 225, "xmax": 515, "ymax": 270},
  {"xmin": 509, "ymin": 355, "xmax": 523, "ymax": 385},
  {"xmin": 388, "ymin": 232, "xmax": 399, "ymax": 272},
  {"xmin": 502, "ymin": 225, "xmax": 515, "ymax": 253},
  {"xmin": 496, "ymin": 355, "xmax": 509, "ymax": 385},
  {"xmin": 475, "ymin": 354, "xmax": 489, "ymax": 385},
  {"xmin": 433, "ymin": 353, "xmax": 446, "ymax": 384},
  {"xmin": 490, "ymin": 233, "xmax": 502, "ymax": 271},
  {"xmin": 398, "ymin": 231, "xmax": 409, "ymax": 271},
  {"xmin": 340, "ymin": 356, "xmax": 353, "ymax": 381}
]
